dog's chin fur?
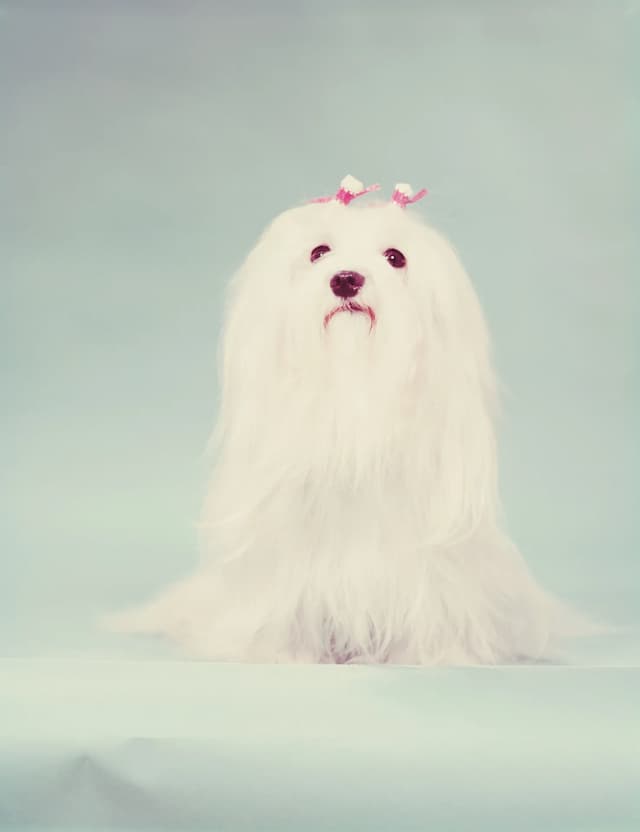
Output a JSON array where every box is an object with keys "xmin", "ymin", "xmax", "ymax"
[{"xmin": 106, "ymin": 200, "xmax": 594, "ymax": 664}]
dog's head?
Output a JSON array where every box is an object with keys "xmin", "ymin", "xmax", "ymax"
[{"xmin": 222, "ymin": 191, "xmax": 492, "ymax": 387}]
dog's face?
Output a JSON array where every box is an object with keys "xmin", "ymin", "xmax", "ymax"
[
  {"xmin": 285, "ymin": 202, "xmax": 421, "ymax": 334},
  {"xmin": 229, "ymin": 200, "xmax": 464, "ymax": 387},
  {"xmin": 260, "ymin": 201, "xmax": 432, "ymax": 342}
]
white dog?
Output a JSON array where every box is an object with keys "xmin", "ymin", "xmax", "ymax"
[{"xmin": 108, "ymin": 175, "xmax": 589, "ymax": 664}]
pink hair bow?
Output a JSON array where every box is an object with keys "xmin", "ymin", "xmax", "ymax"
[
  {"xmin": 391, "ymin": 183, "xmax": 428, "ymax": 207},
  {"xmin": 310, "ymin": 174, "xmax": 380, "ymax": 205}
]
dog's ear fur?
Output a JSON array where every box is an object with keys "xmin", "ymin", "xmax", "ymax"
[
  {"xmin": 210, "ymin": 221, "xmax": 286, "ymax": 460},
  {"xmin": 407, "ymin": 228, "xmax": 500, "ymax": 543}
]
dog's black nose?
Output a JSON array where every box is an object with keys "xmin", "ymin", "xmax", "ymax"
[{"xmin": 330, "ymin": 271, "xmax": 365, "ymax": 299}]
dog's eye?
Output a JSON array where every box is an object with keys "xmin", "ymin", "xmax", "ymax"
[
  {"xmin": 310, "ymin": 244, "xmax": 331, "ymax": 263},
  {"xmin": 383, "ymin": 248, "xmax": 407, "ymax": 269}
]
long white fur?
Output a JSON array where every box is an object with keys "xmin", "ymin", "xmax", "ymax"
[{"xmin": 107, "ymin": 197, "xmax": 590, "ymax": 664}]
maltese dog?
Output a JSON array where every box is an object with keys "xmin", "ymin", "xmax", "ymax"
[{"xmin": 107, "ymin": 175, "xmax": 589, "ymax": 665}]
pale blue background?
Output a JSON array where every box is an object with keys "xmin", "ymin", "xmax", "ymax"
[
  {"xmin": 3, "ymin": 0, "xmax": 638, "ymax": 653},
  {"xmin": 2, "ymin": 1, "xmax": 639, "ymax": 829}
]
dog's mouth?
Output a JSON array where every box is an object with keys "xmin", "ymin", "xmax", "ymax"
[{"xmin": 323, "ymin": 301, "xmax": 376, "ymax": 331}]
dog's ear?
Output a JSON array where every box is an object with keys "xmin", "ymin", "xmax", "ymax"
[
  {"xmin": 412, "ymin": 230, "xmax": 500, "ymax": 544},
  {"xmin": 210, "ymin": 238, "xmax": 277, "ymax": 460},
  {"xmin": 210, "ymin": 207, "xmax": 317, "ymax": 460}
]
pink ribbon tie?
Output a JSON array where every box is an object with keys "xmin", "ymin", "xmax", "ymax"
[
  {"xmin": 391, "ymin": 186, "xmax": 428, "ymax": 207},
  {"xmin": 310, "ymin": 175, "xmax": 380, "ymax": 205}
]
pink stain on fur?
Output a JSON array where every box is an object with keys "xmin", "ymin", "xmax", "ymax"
[{"xmin": 323, "ymin": 302, "xmax": 376, "ymax": 331}]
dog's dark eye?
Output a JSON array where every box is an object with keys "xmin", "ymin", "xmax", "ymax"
[
  {"xmin": 383, "ymin": 248, "xmax": 407, "ymax": 269},
  {"xmin": 310, "ymin": 244, "xmax": 331, "ymax": 263}
]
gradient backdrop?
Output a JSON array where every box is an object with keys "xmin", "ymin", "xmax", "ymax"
[
  {"xmin": 2, "ymin": 3, "xmax": 640, "ymax": 830},
  {"xmin": 2, "ymin": 0, "xmax": 638, "ymax": 654}
]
